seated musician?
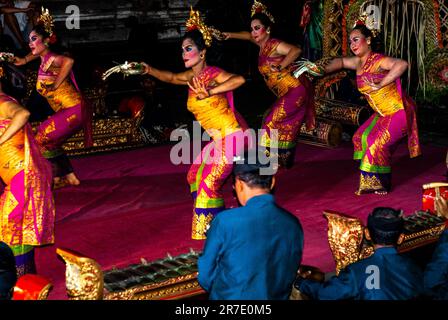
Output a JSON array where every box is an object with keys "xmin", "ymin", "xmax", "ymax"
[
  {"xmin": 197, "ymin": 150, "xmax": 304, "ymax": 300},
  {"xmin": 0, "ymin": 241, "xmax": 17, "ymax": 300},
  {"xmin": 294, "ymin": 207, "xmax": 424, "ymax": 300},
  {"xmin": 424, "ymin": 197, "xmax": 448, "ymax": 300}
]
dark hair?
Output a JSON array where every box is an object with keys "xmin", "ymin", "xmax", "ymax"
[
  {"xmin": 182, "ymin": 29, "xmax": 207, "ymax": 52},
  {"xmin": 234, "ymin": 171, "xmax": 273, "ymax": 190},
  {"xmin": 32, "ymin": 24, "xmax": 51, "ymax": 40},
  {"xmin": 31, "ymin": 24, "xmax": 64, "ymax": 53},
  {"xmin": 233, "ymin": 149, "xmax": 274, "ymax": 190},
  {"xmin": 0, "ymin": 242, "xmax": 17, "ymax": 300},
  {"xmin": 181, "ymin": 29, "xmax": 222, "ymax": 65},
  {"xmin": 250, "ymin": 12, "xmax": 273, "ymax": 29},
  {"xmin": 367, "ymin": 207, "xmax": 404, "ymax": 245},
  {"xmin": 351, "ymin": 25, "xmax": 382, "ymax": 52}
]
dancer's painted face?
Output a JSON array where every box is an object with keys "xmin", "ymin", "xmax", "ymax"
[
  {"xmin": 181, "ymin": 38, "xmax": 204, "ymax": 68},
  {"xmin": 250, "ymin": 19, "xmax": 269, "ymax": 43},
  {"xmin": 29, "ymin": 31, "xmax": 47, "ymax": 55},
  {"xmin": 349, "ymin": 29, "xmax": 370, "ymax": 57}
]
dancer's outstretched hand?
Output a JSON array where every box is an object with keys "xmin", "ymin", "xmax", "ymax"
[
  {"xmin": 221, "ymin": 32, "xmax": 231, "ymax": 40},
  {"xmin": 188, "ymin": 77, "xmax": 210, "ymax": 100},
  {"xmin": 270, "ymin": 64, "xmax": 282, "ymax": 72},
  {"xmin": 362, "ymin": 76, "xmax": 383, "ymax": 93},
  {"xmin": 435, "ymin": 197, "xmax": 448, "ymax": 218},
  {"xmin": 13, "ymin": 57, "xmax": 27, "ymax": 66},
  {"xmin": 140, "ymin": 62, "xmax": 152, "ymax": 75}
]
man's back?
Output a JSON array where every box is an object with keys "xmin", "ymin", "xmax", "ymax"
[
  {"xmin": 424, "ymin": 230, "xmax": 448, "ymax": 299},
  {"xmin": 0, "ymin": 242, "xmax": 17, "ymax": 300},
  {"xmin": 298, "ymin": 247, "xmax": 423, "ymax": 300},
  {"xmin": 198, "ymin": 194, "xmax": 303, "ymax": 300},
  {"xmin": 349, "ymin": 248, "xmax": 423, "ymax": 299}
]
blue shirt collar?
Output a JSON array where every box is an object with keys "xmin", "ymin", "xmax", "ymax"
[
  {"xmin": 374, "ymin": 247, "xmax": 398, "ymax": 255},
  {"xmin": 246, "ymin": 193, "xmax": 275, "ymax": 206}
]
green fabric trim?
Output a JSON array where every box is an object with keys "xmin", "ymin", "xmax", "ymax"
[
  {"xmin": 308, "ymin": 1, "xmax": 323, "ymax": 50},
  {"xmin": 259, "ymin": 132, "xmax": 296, "ymax": 149},
  {"xmin": 362, "ymin": 115, "xmax": 379, "ymax": 155},
  {"xmin": 360, "ymin": 162, "xmax": 391, "ymax": 174},
  {"xmin": 353, "ymin": 151, "xmax": 364, "ymax": 160},
  {"xmin": 195, "ymin": 197, "xmax": 225, "ymax": 208},
  {"xmin": 196, "ymin": 150, "xmax": 210, "ymax": 183},
  {"xmin": 42, "ymin": 148, "xmax": 64, "ymax": 159},
  {"xmin": 354, "ymin": 115, "xmax": 379, "ymax": 160},
  {"xmin": 191, "ymin": 146, "xmax": 211, "ymax": 193},
  {"xmin": 278, "ymin": 141, "xmax": 297, "ymax": 149},
  {"xmin": 10, "ymin": 244, "xmax": 34, "ymax": 256}
]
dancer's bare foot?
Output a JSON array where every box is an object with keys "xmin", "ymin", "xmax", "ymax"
[
  {"xmin": 53, "ymin": 177, "xmax": 68, "ymax": 189},
  {"xmin": 65, "ymin": 173, "xmax": 80, "ymax": 186}
]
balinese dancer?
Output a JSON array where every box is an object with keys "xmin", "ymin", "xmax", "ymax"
[
  {"xmin": 14, "ymin": 8, "xmax": 92, "ymax": 188},
  {"xmin": 140, "ymin": 9, "xmax": 248, "ymax": 240},
  {"xmin": 317, "ymin": 14, "xmax": 420, "ymax": 195},
  {"xmin": 222, "ymin": 0, "xmax": 315, "ymax": 168},
  {"xmin": 0, "ymin": 64, "xmax": 55, "ymax": 276}
]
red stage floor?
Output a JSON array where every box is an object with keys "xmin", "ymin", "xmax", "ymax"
[{"xmin": 35, "ymin": 141, "xmax": 447, "ymax": 299}]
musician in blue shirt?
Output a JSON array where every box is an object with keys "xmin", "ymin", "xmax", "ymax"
[
  {"xmin": 295, "ymin": 207, "xmax": 424, "ymax": 300},
  {"xmin": 0, "ymin": 242, "xmax": 17, "ymax": 300},
  {"xmin": 424, "ymin": 197, "xmax": 448, "ymax": 300},
  {"xmin": 198, "ymin": 151, "xmax": 304, "ymax": 300}
]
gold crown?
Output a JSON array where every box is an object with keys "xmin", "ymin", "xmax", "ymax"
[
  {"xmin": 354, "ymin": 12, "xmax": 380, "ymax": 37},
  {"xmin": 37, "ymin": 7, "xmax": 54, "ymax": 36},
  {"xmin": 185, "ymin": 7, "xmax": 224, "ymax": 47},
  {"xmin": 251, "ymin": 0, "xmax": 275, "ymax": 24}
]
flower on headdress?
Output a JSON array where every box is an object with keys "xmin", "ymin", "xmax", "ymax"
[
  {"xmin": 354, "ymin": 12, "xmax": 380, "ymax": 37},
  {"xmin": 185, "ymin": 7, "xmax": 224, "ymax": 47},
  {"xmin": 48, "ymin": 33, "xmax": 57, "ymax": 44},
  {"xmin": 251, "ymin": 0, "xmax": 275, "ymax": 24}
]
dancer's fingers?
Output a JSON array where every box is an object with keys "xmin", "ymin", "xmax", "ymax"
[
  {"xmin": 187, "ymin": 81, "xmax": 197, "ymax": 92},
  {"xmin": 199, "ymin": 81, "xmax": 207, "ymax": 92}
]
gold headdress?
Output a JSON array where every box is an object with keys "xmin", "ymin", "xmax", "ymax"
[
  {"xmin": 185, "ymin": 7, "xmax": 224, "ymax": 47},
  {"xmin": 37, "ymin": 7, "xmax": 55, "ymax": 36},
  {"xmin": 251, "ymin": 0, "xmax": 275, "ymax": 24},
  {"xmin": 354, "ymin": 12, "xmax": 380, "ymax": 37}
]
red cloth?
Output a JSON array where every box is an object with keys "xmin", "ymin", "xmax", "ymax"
[{"xmin": 13, "ymin": 274, "xmax": 52, "ymax": 300}]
